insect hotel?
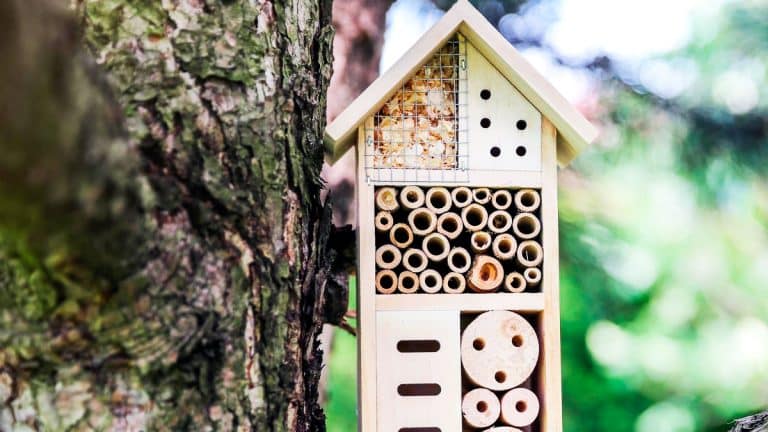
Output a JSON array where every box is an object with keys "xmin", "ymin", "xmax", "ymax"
[{"xmin": 324, "ymin": 1, "xmax": 597, "ymax": 431}]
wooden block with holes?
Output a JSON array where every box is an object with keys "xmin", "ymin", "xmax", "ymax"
[{"xmin": 324, "ymin": 1, "xmax": 597, "ymax": 431}]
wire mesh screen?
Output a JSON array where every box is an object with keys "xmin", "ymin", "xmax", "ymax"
[{"xmin": 364, "ymin": 36, "xmax": 468, "ymax": 183}]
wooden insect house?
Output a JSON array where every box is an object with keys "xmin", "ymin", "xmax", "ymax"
[{"xmin": 324, "ymin": 1, "xmax": 597, "ymax": 431}]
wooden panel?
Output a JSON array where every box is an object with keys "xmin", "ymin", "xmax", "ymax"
[
  {"xmin": 376, "ymin": 310, "xmax": 462, "ymax": 432},
  {"xmin": 357, "ymin": 124, "xmax": 377, "ymax": 432},
  {"xmin": 466, "ymin": 40, "xmax": 542, "ymax": 172},
  {"xmin": 376, "ymin": 293, "xmax": 544, "ymax": 312},
  {"xmin": 366, "ymin": 170, "xmax": 541, "ymax": 188},
  {"xmin": 539, "ymin": 117, "xmax": 563, "ymax": 432}
]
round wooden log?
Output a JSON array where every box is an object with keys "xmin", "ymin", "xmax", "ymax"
[
  {"xmin": 426, "ymin": 187, "xmax": 452, "ymax": 214},
  {"xmin": 437, "ymin": 211, "xmax": 463, "ymax": 240},
  {"xmin": 462, "ymin": 203, "xmax": 488, "ymax": 232},
  {"xmin": 400, "ymin": 186, "xmax": 425, "ymax": 209},
  {"xmin": 467, "ymin": 255, "xmax": 504, "ymax": 293},
  {"xmin": 375, "ymin": 187, "xmax": 399, "ymax": 211},
  {"xmin": 489, "ymin": 210, "xmax": 513, "ymax": 234},
  {"xmin": 523, "ymin": 268, "xmax": 541, "ymax": 286},
  {"xmin": 516, "ymin": 240, "xmax": 543, "ymax": 267},
  {"xmin": 470, "ymin": 231, "xmax": 492, "ymax": 254},
  {"xmin": 460, "ymin": 310, "xmax": 540, "ymax": 390},
  {"xmin": 500, "ymin": 387, "xmax": 540, "ymax": 427},
  {"xmin": 462, "ymin": 388, "xmax": 501, "ymax": 428},
  {"xmin": 451, "ymin": 186, "xmax": 473, "ymax": 208},
  {"xmin": 419, "ymin": 269, "xmax": 443, "ymax": 294},
  {"xmin": 375, "ymin": 270, "xmax": 398, "ymax": 294},
  {"xmin": 422, "ymin": 232, "xmax": 450, "ymax": 262},
  {"xmin": 473, "ymin": 187, "xmax": 491, "ymax": 204},
  {"xmin": 402, "ymin": 248, "xmax": 428, "ymax": 273},
  {"xmin": 492, "ymin": 234, "xmax": 517, "ymax": 261},
  {"xmin": 504, "ymin": 272, "xmax": 526, "ymax": 293},
  {"xmin": 515, "ymin": 189, "xmax": 540, "ymax": 212},
  {"xmin": 390, "ymin": 223, "xmax": 414, "ymax": 249},
  {"xmin": 447, "ymin": 247, "xmax": 471, "ymax": 274},
  {"xmin": 408, "ymin": 208, "xmax": 437, "ymax": 236},
  {"xmin": 512, "ymin": 213, "xmax": 540, "ymax": 240},
  {"xmin": 397, "ymin": 271, "xmax": 419, "ymax": 294},
  {"xmin": 443, "ymin": 272, "xmax": 466, "ymax": 294},
  {"xmin": 375, "ymin": 245, "xmax": 402, "ymax": 270},
  {"xmin": 492, "ymin": 189, "xmax": 513, "ymax": 210},
  {"xmin": 375, "ymin": 211, "xmax": 394, "ymax": 232}
]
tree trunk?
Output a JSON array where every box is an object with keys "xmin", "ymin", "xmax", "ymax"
[{"xmin": 0, "ymin": 0, "xmax": 336, "ymax": 430}]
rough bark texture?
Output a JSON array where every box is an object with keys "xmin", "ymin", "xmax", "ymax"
[{"xmin": 0, "ymin": 0, "xmax": 336, "ymax": 431}]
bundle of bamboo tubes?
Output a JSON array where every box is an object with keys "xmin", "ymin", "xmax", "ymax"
[{"xmin": 374, "ymin": 186, "xmax": 544, "ymax": 295}]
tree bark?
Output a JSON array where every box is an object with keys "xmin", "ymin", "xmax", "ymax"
[{"xmin": 0, "ymin": 0, "xmax": 336, "ymax": 431}]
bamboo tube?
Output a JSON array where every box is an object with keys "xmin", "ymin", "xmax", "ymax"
[
  {"xmin": 517, "ymin": 240, "xmax": 543, "ymax": 267},
  {"xmin": 468, "ymin": 255, "xmax": 504, "ymax": 293},
  {"xmin": 402, "ymin": 248, "xmax": 428, "ymax": 273},
  {"xmin": 375, "ymin": 187, "xmax": 399, "ymax": 211},
  {"xmin": 523, "ymin": 267, "xmax": 542, "ymax": 286},
  {"xmin": 504, "ymin": 272, "xmax": 526, "ymax": 293},
  {"xmin": 447, "ymin": 247, "xmax": 471, "ymax": 273},
  {"xmin": 425, "ymin": 187, "xmax": 452, "ymax": 214},
  {"xmin": 462, "ymin": 203, "xmax": 488, "ymax": 232},
  {"xmin": 375, "ymin": 211, "xmax": 394, "ymax": 232},
  {"xmin": 398, "ymin": 271, "xmax": 419, "ymax": 294},
  {"xmin": 422, "ymin": 232, "xmax": 450, "ymax": 262},
  {"xmin": 470, "ymin": 231, "xmax": 492, "ymax": 254},
  {"xmin": 443, "ymin": 272, "xmax": 466, "ymax": 294},
  {"xmin": 375, "ymin": 270, "xmax": 398, "ymax": 294},
  {"xmin": 437, "ymin": 212, "xmax": 463, "ymax": 240},
  {"xmin": 492, "ymin": 234, "xmax": 517, "ymax": 261},
  {"xmin": 500, "ymin": 388, "xmax": 540, "ymax": 427},
  {"xmin": 451, "ymin": 186, "xmax": 473, "ymax": 208},
  {"xmin": 389, "ymin": 223, "xmax": 414, "ymax": 249},
  {"xmin": 375, "ymin": 245, "xmax": 402, "ymax": 270},
  {"xmin": 400, "ymin": 186, "xmax": 425, "ymax": 209},
  {"xmin": 515, "ymin": 189, "xmax": 540, "ymax": 212},
  {"xmin": 462, "ymin": 388, "xmax": 501, "ymax": 429},
  {"xmin": 408, "ymin": 208, "xmax": 437, "ymax": 236},
  {"xmin": 460, "ymin": 310, "xmax": 540, "ymax": 390},
  {"xmin": 512, "ymin": 213, "xmax": 541, "ymax": 239},
  {"xmin": 419, "ymin": 269, "xmax": 443, "ymax": 294},
  {"xmin": 473, "ymin": 187, "xmax": 492, "ymax": 204},
  {"xmin": 492, "ymin": 190, "xmax": 513, "ymax": 210},
  {"xmin": 488, "ymin": 210, "xmax": 513, "ymax": 234}
]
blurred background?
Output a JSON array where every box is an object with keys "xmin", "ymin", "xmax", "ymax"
[{"xmin": 323, "ymin": 0, "xmax": 768, "ymax": 431}]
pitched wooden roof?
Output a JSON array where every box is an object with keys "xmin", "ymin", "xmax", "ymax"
[{"xmin": 324, "ymin": 0, "xmax": 598, "ymax": 167}]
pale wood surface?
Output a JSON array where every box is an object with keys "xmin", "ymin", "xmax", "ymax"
[
  {"xmin": 466, "ymin": 39, "xmax": 542, "ymax": 172},
  {"xmin": 500, "ymin": 387, "xmax": 540, "ymax": 427},
  {"xmin": 361, "ymin": 169, "xmax": 542, "ymax": 188},
  {"xmin": 376, "ymin": 310, "xmax": 462, "ymax": 432},
  {"xmin": 356, "ymin": 126, "xmax": 377, "ymax": 432},
  {"xmin": 462, "ymin": 388, "xmax": 501, "ymax": 428},
  {"xmin": 324, "ymin": 1, "xmax": 598, "ymax": 166},
  {"xmin": 460, "ymin": 310, "xmax": 540, "ymax": 391},
  {"xmin": 540, "ymin": 117, "xmax": 563, "ymax": 432},
  {"xmin": 375, "ymin": 293, "xmax": 545, "ymax": 312}
]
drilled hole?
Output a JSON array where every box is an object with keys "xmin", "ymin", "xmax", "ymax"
[
  {"xmin": 490, "ymin": 146, "xmax": 501, "ymax": 157},
  {"xmin": 477, "ymin": 401, "xmax": 488, "ymax": 412},
  {"xmin": 473, "ymin": 338, "xmax": 485, "ymax": 350},
  {"xmin": 480, "ymin": 89, "xmax": 491, "ymax": 100},
  {"xmin": 480, "ymin": 118, "xmax": 491, "ymax": 128},
  {"xmin": 516, "ymin": 146, "xmax": 527, "ymax": 157},
  {"xmin": 516, "ymin": 401, "xmax": 527, "ymax": 412},
  {"xmin": 516, "ymin": 119, "xmax": 527, "ymax": 130},
  {"xmin": 512, "ymin": 335, "xmax": 523, "ymax": 347},
  {"xmin": 397, "ymin": 340, "xmax": 440, "ymax": 353},
  {"xmin": 494, "ymin": 371, "xmax": 507, "ymax": 383},
  {"xmin": 397, "ymin": 383, "xmax": 441, "ymax": 396}
]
